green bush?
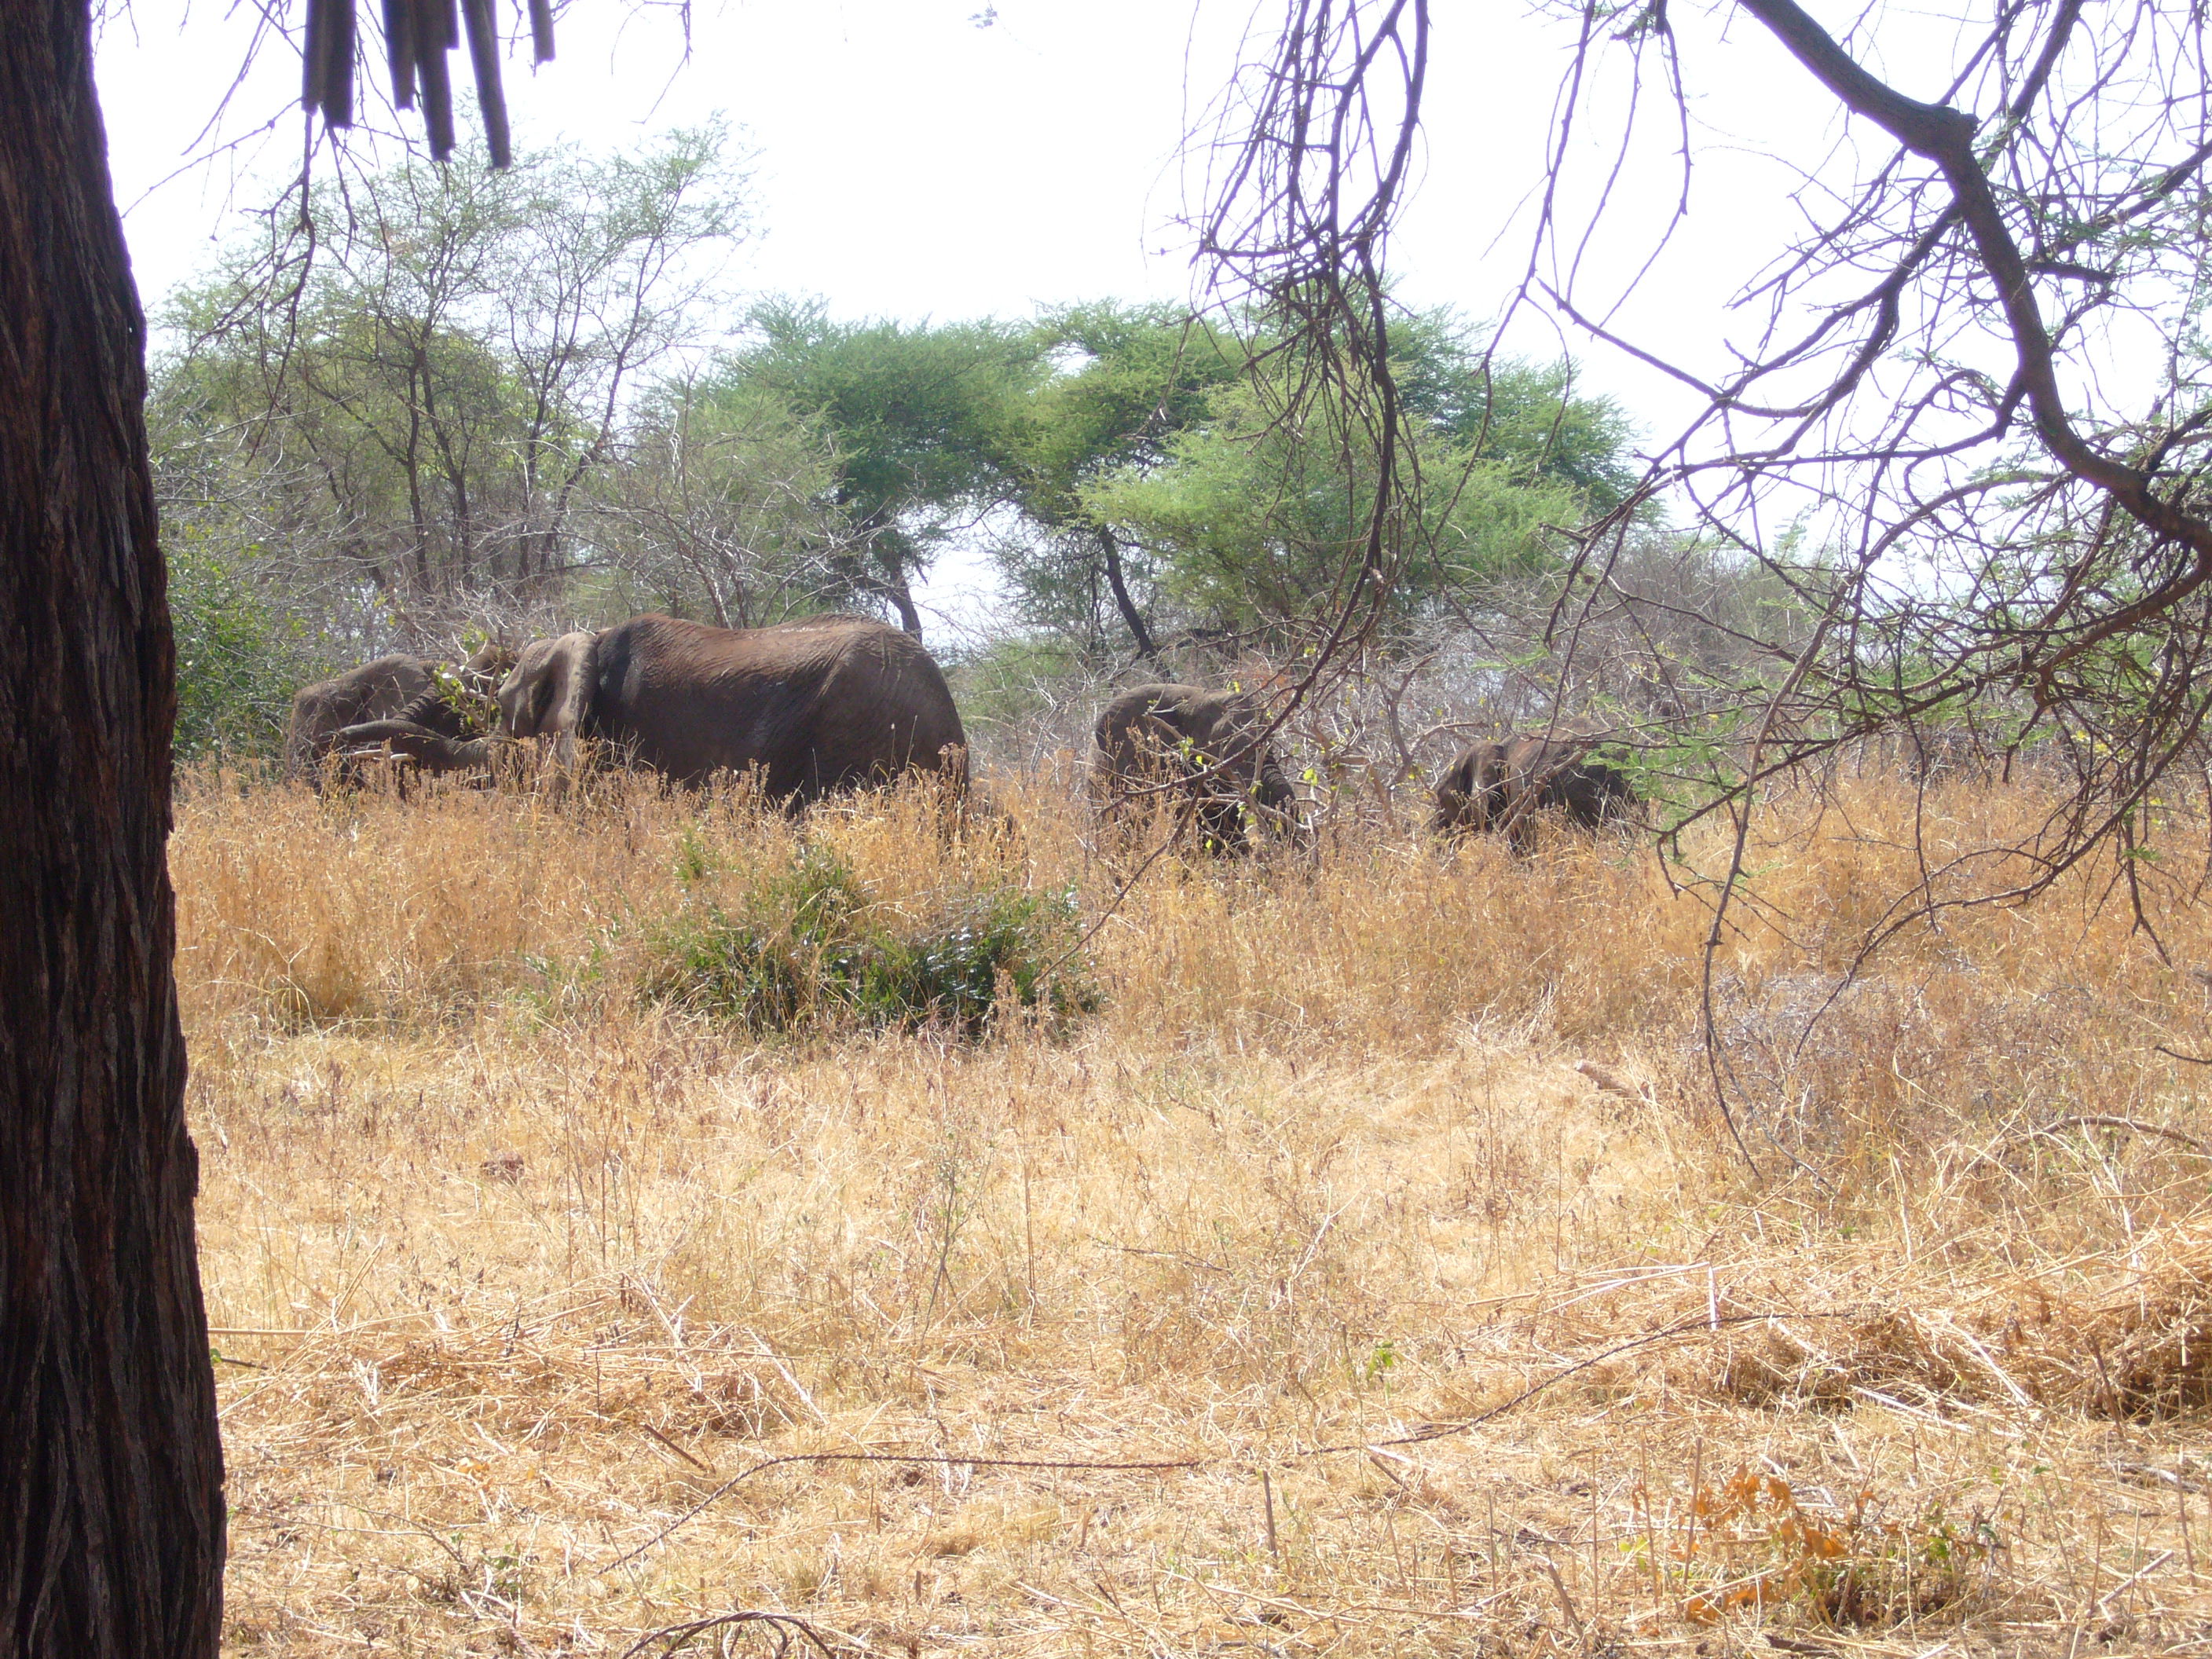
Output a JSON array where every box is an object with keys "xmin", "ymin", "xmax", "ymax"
[
  {"xmin": 947, "ymin": 633, "xmax": 1097, "ymax": 735},
  {"xmin": 642, "ymin": 845, "xmax": 1098, "ymax": 1037},
  {"xmin": 167, "ymin": 531, "xmax": 327, "ymax": 761}
]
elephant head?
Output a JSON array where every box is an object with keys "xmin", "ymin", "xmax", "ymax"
[
  {"xmin": 370, "ymin": 641, "xmax": 521, "ymax": 744},
  {"xmin": 334, "ymin": 631, "xmax": 598, "ymax": 775},
  {"xmin": 496, "ymin": 631, "xmax": 599, "ymax": 765}
]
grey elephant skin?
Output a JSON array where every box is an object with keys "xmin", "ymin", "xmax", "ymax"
[
  {"xmin": 286, "ymin": 654, "xmax": 435, "ymax": 779},
  {"xmin": 345, "ymin": 613, "xmax": 969, "ymax": 798},
  {"xmin": 331, "ymin": 645, "xmax": 518, "ymax": 752},
  {"xmin": 1434, "ymin": 737, "xmax": 1637, "ymax": 850},
  {"xmin": 298, "ymin": 643, "xmax": 516, "ymax": 781},
  {"xmin": 1092, "ymin": 682, "xmax": 1303, "ymax": 854}
]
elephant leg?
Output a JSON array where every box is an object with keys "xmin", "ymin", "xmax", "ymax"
[{"xmin": 1503, "ymin": 781, "xmax": 1539, "ymax": 854}]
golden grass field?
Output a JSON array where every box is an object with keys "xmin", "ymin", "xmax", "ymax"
[{"xmin": 177, "ymin": 760, "xmax": 2212, "ymax": 1657}]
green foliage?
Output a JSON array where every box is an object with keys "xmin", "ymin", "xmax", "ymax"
[
  {"xmin": 1084, "ymin": 372, "xmax": 1588, "ymax": 629},
  {"xmin": 1053, "ymin": 307, "xmax": 1630, "ymax": 636},
  {"xmin": 591, "ymin": 375, "xmax": 847, "ymax": 626},
  {"xmin": 1016, "ymin": 305, "xmax": 1243, "ymax": 518},
  {"xmin": 152, "ymin": 125, "xmax": 752, "ymax": 608},
  {"xmin": 993, "ymin": 304, "xmax": 1244, "ymax": 647},
  {"xmin": 947, "ymin": 635, "xmax": 1097, "ymax": 734},
  {"xmin": 642, "ymin": 845, "xmax": 1097, "ymax": 1037},
  {"xmin": 152, "ymin": 150, "xmax": 1636, "ymax": 666},
  {"xmin": 167, "ymin": 529, "xmax": 326, "ymax": 760},
  {"xmin": 981, "ymin": 302, "xmax": 1637, "ymax": 647},
  {"xmin": 716, "ymin": 302, "xmax": 1047, "ymax": 626},
  {"xmin": 1388, "ymin": 309, "xmax": 1639, "ymax": 514}
]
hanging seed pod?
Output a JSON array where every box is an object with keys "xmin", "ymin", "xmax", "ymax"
[
  {"xmin": 460, "ymin": 0, "xmax": 511, "ymax": 168},
  {"xmin": 381, "ymin": 0, "xmax": 416, "ymax": 108},
  {"xmin": 302, "ymin": 0, "xmax": 356, "ymax": 128},
  {"xmin": 305, "ymin": 0, "xmax": 544, "ymax": 167}
]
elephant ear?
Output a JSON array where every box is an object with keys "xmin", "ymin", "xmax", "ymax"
[
  {"xmin": 539, "ymin": 632, "xmax": 599, "ymax": 766},
  {"xmin": 505, "ymin": 631, "xmax": 599, "ymax": 764}
]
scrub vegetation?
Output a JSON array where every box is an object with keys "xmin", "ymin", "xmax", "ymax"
[
  {"xmin": 147, "ymin": 50, "xmax": 2212, "ymax": 1656},
  {"xmin": 148, "ymin": 130, "xmax": 1637, "ymax": 763},
  {"xmin": 181, "ymin": 760, "xmax": 2212, "ymax": 1655}
]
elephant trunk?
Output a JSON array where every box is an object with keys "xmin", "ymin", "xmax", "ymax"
[
  {"xmin": 1251, "ymin": 756, "xmax": 1311, "ymax": 847},
  {"xmin": 337, "ymin": 718, "xmax": 507, "ymax": 774}
]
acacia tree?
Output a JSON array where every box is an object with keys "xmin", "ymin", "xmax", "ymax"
[
  {"xmin": 996, "ymin": 303, "xmax": 1244, "ymax": 656},
  {"xmin": 1078, "ymin": 309, "xmax": 1633, "ymax": 639},
  {"xmin": 159, "ymin": 128, "xmax": 746, "ymax": 615},
  {"xmin": 727, "ymin": 303, "xmax": 1044, "ymax": 634},
  {"xmin": 1213, "ymin": 0, "xmax": 2212, "ymax": 845}
]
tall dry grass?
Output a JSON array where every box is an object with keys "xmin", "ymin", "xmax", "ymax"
[{"xmin": 177, "ymin": 763, "xmax": 2212, "ymax": 1656}]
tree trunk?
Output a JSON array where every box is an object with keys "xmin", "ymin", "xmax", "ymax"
[
  {"xmin": 880, "ymin": 558, "xmax": 925, "ymax": 637},
  {"xmin": 1098, "ymin": 527, "xmax": 1156, "ymax": 659},
  {"xmin": 0, "ymin": 2, "xmax": 227, "ymax": 1654}
]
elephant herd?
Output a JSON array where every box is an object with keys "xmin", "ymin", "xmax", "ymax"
[{"xmin": 289, "ymin": 613, "xmax": 1638, "ymax": 848}]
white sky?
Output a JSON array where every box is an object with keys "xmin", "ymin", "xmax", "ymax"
[
  {"xmin": 99, "ymin": 0, "xmax": 1844, "ymax": 342},
  {"xmin": 87, "ymin": 0, "xmax": 1914, "ymax": 638}
]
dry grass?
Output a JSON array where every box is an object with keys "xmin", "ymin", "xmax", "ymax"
[{"xmin": 178, "ymin": 761, "xmax": 2212, "ymax": 1656}]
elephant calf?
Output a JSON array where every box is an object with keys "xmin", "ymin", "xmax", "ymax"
[
  {"xmin": 1435, "ymin": 736, "xmax": 1637, "ymax": 851},
  {"xmin": 1093, "ymin": 682, "xmax": 1306, "ymax": 855}
]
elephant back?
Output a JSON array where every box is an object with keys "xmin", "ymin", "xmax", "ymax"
[
  {"xmin": 1437, "ymin": 734, "xmax": 1637, "ymax": 839},
  {"xmin": 580, "ymin": 613, "xmax": 967, "ymax": 795},
  {"xmin": 1093, "ymin": 681, "xmax": 1303, "ymax": 852},
  {"xmin": 1093, "ymin": 683, "xmax": 1218, "ymax": 782}
]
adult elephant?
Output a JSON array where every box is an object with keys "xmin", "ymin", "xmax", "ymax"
[
  {"xmin": 342, "ymin": 613, "xmax": 968, "ymax": 797},
  {"xmin": 1434, "ymin": 735, "xmax": 1637, "ymax": 851},
  {"xmin": 1092, "ymin": 682, "xmax": 1306, "ymax": 855},
  {"xmin": 290, "ymin": 643, "xmax": 515, "ymax": 782}
]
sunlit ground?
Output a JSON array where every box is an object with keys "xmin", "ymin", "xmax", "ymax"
[{"xmin": 183, "ymin": 764, "xmax": 2212, "ymax": 1656}]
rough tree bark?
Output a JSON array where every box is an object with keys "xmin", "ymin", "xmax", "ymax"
[{"xmin": 0, "ymin": 0, "xmax": 227, "ymax": 1653}]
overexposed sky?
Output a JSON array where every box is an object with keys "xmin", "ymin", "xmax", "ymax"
[
  {"xmin": 86, "ymin": 0, "xmax": 1902, "ymax": 635},
  {"xmin": 97, "ymin": 1, "xmax": 1844, "ymax": 390},
  {"xmin": 103, "ymin": 0, "xmax": 1220, "ymax": 323}
]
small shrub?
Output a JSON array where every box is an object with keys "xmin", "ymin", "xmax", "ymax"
[
  {"xmin": 1645, "ymin": 1467, "xmax": 1987, "ymax": 1630},
  {"xmin": 642, "ymin": 845, "xmax": 1098, "ymax": 1036}
]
